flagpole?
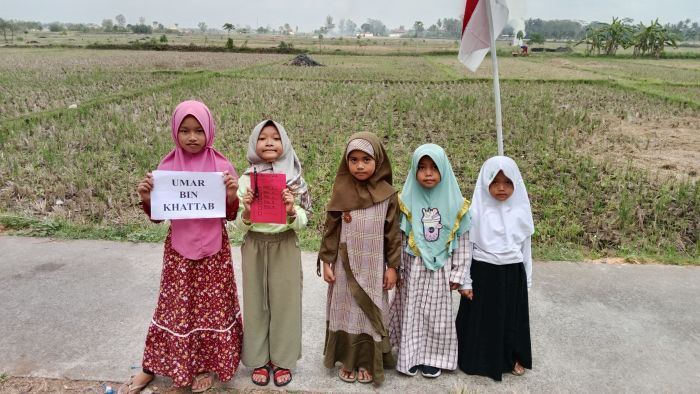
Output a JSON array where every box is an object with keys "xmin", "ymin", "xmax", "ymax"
[{"xmin": 484, "ymin": 0, "xmax": 505, "ymax": 156}]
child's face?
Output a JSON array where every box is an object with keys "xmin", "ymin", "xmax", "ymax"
[
  {"xmin": 256, "ymin": 124, "xmax": 283, "ymax": 163},
  {"xmin": 416, "ymin": 155, "xmax": 441, "ymax": 189},
  {"xmin": 489, "ymin": 170, "xmax": 514, "ymax": 201},
  {"xmin": 347, "ymin": 150, "xmax": 376, "ymax": 181},
  {"xmin": 177, "ymin": 115, "xmax": 206, "ymax": 154}
]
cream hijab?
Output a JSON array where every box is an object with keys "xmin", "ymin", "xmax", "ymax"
[
  {"xmin": 469, "ymin": 156, "xmax": 534, "ymax": 253},
  {"xmin": 243, "ymin": 120, "xmax": 312, "ymax": 211}
]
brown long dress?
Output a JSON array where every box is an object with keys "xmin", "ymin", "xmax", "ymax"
[{"xmin": 319, "ymin": 195, "xmax": 401, "ymax": 384}]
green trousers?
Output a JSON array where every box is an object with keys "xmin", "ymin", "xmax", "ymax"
[{"xmin": 241, "ymin": 230, "xmax": 302, "ymax": 369}]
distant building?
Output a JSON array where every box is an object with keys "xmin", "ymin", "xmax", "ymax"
[{"xmin": 389, "ymin": 28, "xmax": 407, "ymax": 38}]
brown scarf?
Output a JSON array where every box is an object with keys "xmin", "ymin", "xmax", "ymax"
[{"xmin": 326, "ymin": 132, "xmax": 396, "ymax": 212}]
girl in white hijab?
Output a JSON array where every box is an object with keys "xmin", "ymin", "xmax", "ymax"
[{"xmin": 455, "ymin": 156, "xmax": 534, "ymax": 381}]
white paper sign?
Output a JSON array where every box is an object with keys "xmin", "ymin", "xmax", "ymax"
[{"xmin": 151, "ymin": 170, "xmax": 226, "ymax": 220}]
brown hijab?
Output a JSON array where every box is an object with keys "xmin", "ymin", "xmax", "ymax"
[{"xmin": 326, "ymin": 132, "xmax": 396, "ymax": 212}]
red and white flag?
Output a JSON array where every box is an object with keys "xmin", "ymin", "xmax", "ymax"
[{"xmin": 458, "ymin": 0, "xmax": 510, "ymax": 72}]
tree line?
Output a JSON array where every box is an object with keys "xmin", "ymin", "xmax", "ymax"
[
  {"xmin": 505, "ymin": 17, "xmax": 700, "ymax": 43},
  {"xmin": 2, "ymin": 14, "xmax": 698, "ymax": 48}
]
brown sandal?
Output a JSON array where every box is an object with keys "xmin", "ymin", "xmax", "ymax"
[
  {"xmin": 338, "ymin": 368, "xmax": 357, "ymax": 383},
  {"xmin": 192, "ymin": 372, "xmax": 213, "ymax": 393},
  {"xmin": 357, "ymin": 367, "xmax": 373, "ymax": 384},
  {"xmin": 117, "ymin": 374, "xmax": 153, "ymax": 394}
]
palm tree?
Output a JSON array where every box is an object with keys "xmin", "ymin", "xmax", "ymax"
[{"xmin": 413, "ymin": 21, "xmax": 424, "ymax": 38}]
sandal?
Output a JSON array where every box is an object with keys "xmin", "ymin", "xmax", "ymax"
[
  {"xmin": 117, "ymin": 374, "xmax": 153, "ymax": 394},
  {"xmin": 357, "ymin": 367, "xmax": 373, "ymax": 384},
  {"xmin": 251, "ymin": 364, "xmax": 271, "ymax": 386},
  {"xmin": 272, "ymin": 366, "xmax": 292, "ymax": 387},
  {"xmin": 338, "ymin": 368, "xmax": 357, "ymax": 383},
  {"xmin": 191, "ymin": 372, "xmax": 213, "ymax": 393}
]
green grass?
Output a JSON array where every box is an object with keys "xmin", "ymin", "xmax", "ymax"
[{"xmin": 0, "ymin": 48, "xmax": 698, "ymax": 264}]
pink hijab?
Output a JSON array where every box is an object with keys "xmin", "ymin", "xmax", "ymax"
[{"xmin": 157, "ymin": 100, "xmax": 237, "ymax": 260}]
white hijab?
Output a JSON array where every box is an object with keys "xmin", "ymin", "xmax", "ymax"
[{"xmin": 469, "ymin": 156, "xmax": 534, "ymax": 254}]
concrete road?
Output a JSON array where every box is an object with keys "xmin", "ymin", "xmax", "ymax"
[{"xmin": 1, "ymin": 235, "xmax": 699, "ymax": 393}]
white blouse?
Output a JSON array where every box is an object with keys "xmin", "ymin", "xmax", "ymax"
[{"xmin": 460, "ymin": 237, "xmax": 532, "ymax": 290}]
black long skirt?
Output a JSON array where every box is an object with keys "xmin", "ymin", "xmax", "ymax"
[{"xmin": 456, "ymin": 259, "xmax": 532, "ymax": 381}]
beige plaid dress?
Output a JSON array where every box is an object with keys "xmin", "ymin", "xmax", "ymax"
[
  {"xmin": 388, "ymin": 232, "xmax": 470, "ymax": 374},
  {"xmin": 323, "ymin": 197, "xmax": 400, "ymax": 384}
]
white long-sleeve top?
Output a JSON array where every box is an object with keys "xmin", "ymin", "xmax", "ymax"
[{"xmin": 460, "ymin": 236, "xmax": 532, "ymax": 290}]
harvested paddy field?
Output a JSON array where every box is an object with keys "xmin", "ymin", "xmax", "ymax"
[{"xmin": 1, "ymin": 48, "xmax": 697, "ymax": 263}]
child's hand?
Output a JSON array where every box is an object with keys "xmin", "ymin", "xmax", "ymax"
[
  {"xmin": 137, "ymin": 173, "xmax": 154, "ymax": 204},
  {"xmin": 322, "ymin": 261, "xmax": 335, "ymax": 283},
  {"xmin": 450, "ymin": 282, "xmax": 460, "ymax": 290},
  {"xmin": 282, "ymin": 188, "xmax": 295, "ymax": 215},
  {"xmin": 223, "ymin": 171, "xmax": 238, "ymax": 201},
  {"xmin": 459, "ymin": 289, "xmax": 473, "ymax": 300},
  {"xmin": 383, "ymin": 267, "xmax": 397, "ymax": 290},
  {"xmin": 241, "ymin": 190, "xmax": 254, "ymax": 220}
]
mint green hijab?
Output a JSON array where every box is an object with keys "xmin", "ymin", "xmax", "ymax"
[{"xmin": 399, "ymin": 144, "xmax": 471, "ymax": 271}]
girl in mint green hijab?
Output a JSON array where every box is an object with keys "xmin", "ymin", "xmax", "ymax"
[
  {"xmin": 399, "ymin": 144, "xmax": 471, "ymax": 271},
  {"xmin": 389, "ymin": 143, "xmax": 473, "ymax": 377}
]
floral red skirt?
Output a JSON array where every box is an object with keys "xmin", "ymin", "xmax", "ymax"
[{"xmin": 142, "ymin": 228, "xmax": 243, "ymax": 387}]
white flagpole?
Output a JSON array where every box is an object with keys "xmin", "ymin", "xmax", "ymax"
[{"xmin": 485, "ymin": 0, "xmax": 505, "ymax": 156}]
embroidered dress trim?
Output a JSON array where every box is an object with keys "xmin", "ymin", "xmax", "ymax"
[
  {"xmin": 151, "ymin": 311, "xmax": 242, "ymax": 338},
  {"xmin": 445, "ymin": 199, "xmax": 470, "ymax": 246}
]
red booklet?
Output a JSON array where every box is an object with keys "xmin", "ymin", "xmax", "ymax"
[{"xmin": 250, "ymin": 173, "xmax": 287, "ymax": 224}]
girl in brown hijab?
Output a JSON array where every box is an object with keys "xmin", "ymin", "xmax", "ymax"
[{"xmin": 318, "ymin": 132, "xmax": 402, "ymax": 385}]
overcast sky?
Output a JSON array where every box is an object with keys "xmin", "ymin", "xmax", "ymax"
[{"xmin": 3, "ymin": 0, "xmax": 698, "ymax": 31}]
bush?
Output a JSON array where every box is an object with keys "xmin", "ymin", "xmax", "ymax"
[
  {"xmin": 278, "ymin": 41, "xmax": 294, "ymax": 49},
  {"xmin": 130, "ymin": 24, "xmax": 153, "ymax": 34},
  {"xmin": 225, "ymin": 37, "xmax": 234, "ymax": 50},
  {"xmin": 48, "ymin": 22, "xmax": 64, "ymax": 32},
  {"xmin": 159, "ymin": 34, "xmax": 168, "ymax": 43}
]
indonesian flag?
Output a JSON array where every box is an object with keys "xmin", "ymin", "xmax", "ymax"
[{"xmin": 458, "ymin": 0, "xmax": 510, "ymax": 72}]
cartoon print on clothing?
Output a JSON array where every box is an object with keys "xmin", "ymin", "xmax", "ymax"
[{"xmin": 421, "ymin": 207, "xmax": 443, "ymax": 242}]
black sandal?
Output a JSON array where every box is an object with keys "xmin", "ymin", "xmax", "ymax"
[
  {"xmin": 272, "ymin": 366, "xmax": 292, "ymax": 387},
  {"xmin": 251, "ymin": 364, "xmax": 271, "ymax": 386}
]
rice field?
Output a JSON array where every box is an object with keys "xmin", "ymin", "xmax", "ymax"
[
  {"xmin": 0, "ymin": 49, "xmax": 288, "ymax": 119},
  {"xmin": 0, "ymin": 47, "xmax": 698, "ymax": 264}
]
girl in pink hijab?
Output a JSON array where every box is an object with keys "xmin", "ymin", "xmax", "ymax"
[{"xmin": 121, "ymin": 101, "xmax": 243, "ymax": 394}]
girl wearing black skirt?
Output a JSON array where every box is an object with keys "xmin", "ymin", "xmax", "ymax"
[{"xmin": 456, "ymin": 156, "xmax": 534, "ymax": 381}]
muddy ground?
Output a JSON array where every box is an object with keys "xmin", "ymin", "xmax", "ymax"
[{"xmin": 592, "ymin": 114, "xmax": 699, "ymax": 181}]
